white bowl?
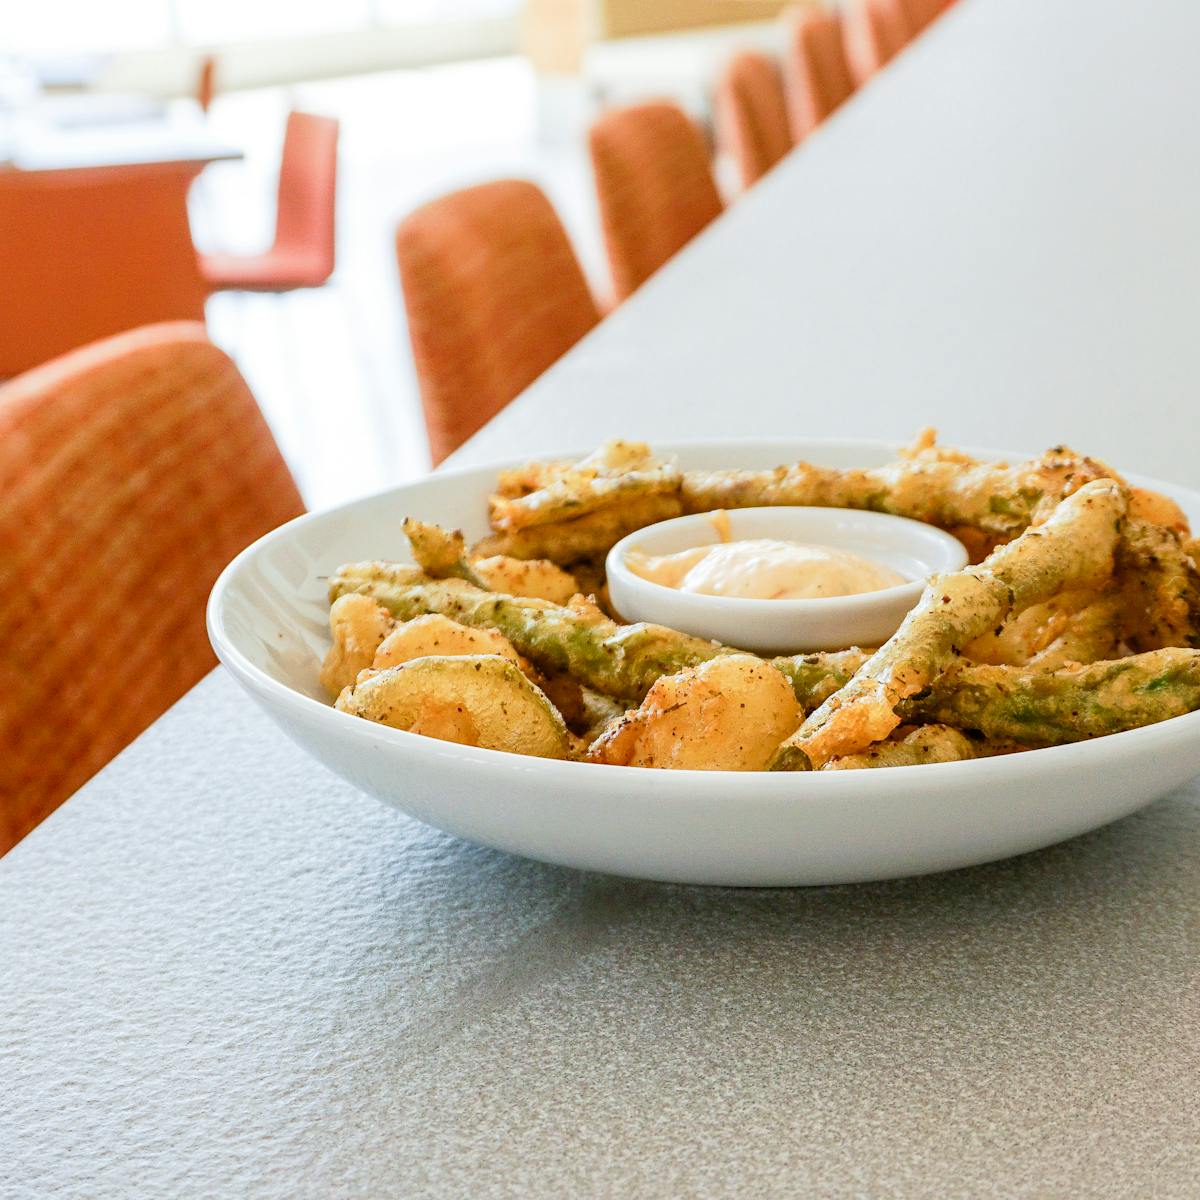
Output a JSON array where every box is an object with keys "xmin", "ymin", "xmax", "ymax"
[
  {"xmin": 207, "ymin": 438, "xmax": 1200, "ymax": 886},
  {"xmin": 606, "ymin": 506, "xmax": 968, "ymax": 653}
]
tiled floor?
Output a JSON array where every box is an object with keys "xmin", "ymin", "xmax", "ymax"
[{"xmin": 196, "ymin": 57, "xmax": 605, "ymax": 510}]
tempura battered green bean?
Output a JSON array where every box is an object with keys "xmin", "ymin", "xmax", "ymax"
[
  {"xmin": 401, "ymin": 518, "xmax": 490, "ymax": 588},
  {"xmin": 906, "ymin": 650, "xmax": 1200, "ymax": 745},
  {"xmin": 680, "ymin": 444, "xmax": 1119, "ymax": 539},
  {"xmin": 822, "ymin": 725, "xmax": 980, "ymax": 770},
  {"xmin": 472, "ymin": 492, "xmax": 684, "ymax": 565},
  {"xmin": 329, "ymin": 564, "xmax": 862, "ymax": 708},
  {"xmin": 331, "ymin": 563, "xmax": 736, "ymax": 702},
  {"xmin": 329, "ymin": 566, "xmax": 1200, "ymax": 750},
  {"xmin": 964, "ymin": 588, "xmax": 1122, "ymax": 669},
  {"xmin": 488, "ymin": 440, "xmax": 680, "ymax": 531},
  {"xmin": 1117, "ymin": 518, "xmax": 1200, "ymax": 650},
  {"xmin": 775, "ymin": 479, "xmax": 1128, "ymax": 769}
]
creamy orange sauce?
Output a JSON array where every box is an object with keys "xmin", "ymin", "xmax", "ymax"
[{"xmin": 626, "ymin": 538, "xmax": 905, "ymax": 600}]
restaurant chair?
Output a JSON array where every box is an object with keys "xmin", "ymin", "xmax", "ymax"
[
  {"xmin": 588, "ymin": 101, "xmax": 724, "ymax": 302},
  {"xmin": 0, "ymin": 323, "xmax": 305, "ymax": 852},
  {"xmin": 196, "ymin": 54, "xmax": 217, "ymax": 114},
  {"xmin": 0, "ymin": 165, "xmax": 208, "ymax": 379},
  {"xmin": 784, "ymin": 7, "xmax": 856, "ymax": 142},
  {"xmin": 714, "ymin": 51, "xmax": 793, "ymax": 190},
  {"xmin": 842, "ymin": 0, "xmax": 912, "ymax": 86},
  {"xmin": 395, "ymin": 179, "xmax": 601, "ymax": 465},
  {"xmin": 899, "ymin": 0, "xmax": 946, "ymax": 32},
  {"xmin": 201, "ymin": 111, "xmax": 339, "ymax": 292}
]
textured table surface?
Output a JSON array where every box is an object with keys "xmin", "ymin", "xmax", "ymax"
[{"xmin": 5, "ymin": 670, "xmax": 1200, "ymax": 1198}]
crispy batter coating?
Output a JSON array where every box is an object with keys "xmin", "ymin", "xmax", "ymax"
[
  {"xmin": 472, "ymin": 492, "xmax": 684, "ymax": 566},
  {"xmin": 470, "ymin": 555, "xmax": 580, "ymax": 605},
  {"xmin": 331, "ymin": 563, "xmax": 871, "ymax": 707},
  {"xmin": 326, "ymin": 433, "xmax": 1200, "ymax": 771},
  {"xmin": 822, "ymin": 725, "xmax": 979, "ymax": 770},
  {"xmin": 578, "ymin": 688, "xmax": 626, "ymax": 738},
  {"xmin": 1029, "ymin": 591, "xmax": 1125, "ymax": 668},
  {"xmin": 332, "ymin": 562, "xmax": 736, "ymax": 702},
  {"xmin": 492, "ymin": 458, "xmax": 575, "ymax": 500},
  {"xmin": 965, "ymin": 588, "xmax": 1122, "ymax": 669},
  {"xmin": 1129, "ymin": 487, "xmax": 1190, "ymax": 534},
  {"xmin": 776, "ymin": 479, "xmax": 1128, "ymax": 768},
  {"xmin": 372, "ymin": 614, "xmax": 522, "ymax": 670},
  {"xmin": 1117, "ymin": 519, "xmax": 1200, "ymax": 650},
  {"xmin": 588, "ymin": 655, "xmax": 801, "ymax": 770},
  {"xmin": 908, "ymin": 649, "xmax": 1200, "ymax": 745},
  {"xmin": 320, "ymin": 593, "xmax": 394, "ymax": 697},
  {"xmin": 486, "ymin": 434, "xmax": 1190, "ymax": 572},
  {"xmin": 328, "ymin": 568, "xmax": 1200, "ymax": 760},
  {"xmin": 336, "ymin": 655, "xmax": 569, "ymax": 758},
  {"xmin": 488, "ymin": 440, "xmax": 680, "ymax": 531},
  {"xmin": 402, "ymin": 519, "xmax": 488, "ymax": 586},
  {"xmin": 403, "ymin": 518, "xmax": 583, "ymax": 605},
  {"xmin": 681, "ymin": 441, "xmax": 1122, "ymax": 540}
]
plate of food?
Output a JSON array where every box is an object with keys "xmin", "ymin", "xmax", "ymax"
[{"xmin": 207, "ymin": 434, "xmax": 1200, "ymax": 885}]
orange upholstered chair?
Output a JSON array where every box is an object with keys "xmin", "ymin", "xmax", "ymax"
[
  {"xmin": 201, "ymin": 111, "xmax": 339, "ymax": 291},
  {"xmin": 589, "ymin": 102, "xmax": 724, "ymax": 302},
  {"xmin": 842, "ymin": 0, "xmax": 912, "ymax": 86},
  {"xmin": 714, "ymin": 51, "xmax": 793, "ymax": 190},
  {"xmin": 0, "ymin": 164, "xmax": 208, "ymax": 379},
  {"xmin": 196, "ymin": 54, "xmax": 217, "ymax": 113},
  {"xmin": 898, "ymin": 0, "xmax": 945, "ymax": 32},
  {"xmin": 396, "ymin": 180, "xmax": 601, "ymax": 465},
  {"xmin": 784, "ymin": 8, "xmax": 856, "ymax": 142},
  {"xmin": 0, "ymin": 323, "xmax": 304, "ymax": 852}
]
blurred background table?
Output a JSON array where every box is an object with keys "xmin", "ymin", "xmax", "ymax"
[
  {"xmin": 6, "ymin": 0, "xmax": 1200, "ymax": 1194},
  {"xmin": 0, "ymin": 96, "xmax": 240, "ymax": 170}
]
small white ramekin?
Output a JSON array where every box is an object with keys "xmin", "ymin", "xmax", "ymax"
[{"xmin": 605, "ymin": 506, "xmax": 968, "ymax": 653}]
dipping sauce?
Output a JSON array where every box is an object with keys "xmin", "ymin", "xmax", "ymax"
[{"xmin": 625, "ymin": 538, "xmax": 905, "ymax": 601}]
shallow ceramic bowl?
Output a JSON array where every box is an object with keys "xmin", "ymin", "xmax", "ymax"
[
  {"xmin": 606, "ymin": 506, "xmax": 968, "ymax": 653},
  {"xmin": 207, "ymin": 439, "xmax": 1200, "ymax": 886}
]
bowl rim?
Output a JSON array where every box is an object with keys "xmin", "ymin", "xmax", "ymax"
[
  {"xmin": 605, "ymin": 504, "xmax": 969, "ymax": 620},
  {"xmin": 207, "ymin": 435, "xmax": 1200, "ymax": 788}
]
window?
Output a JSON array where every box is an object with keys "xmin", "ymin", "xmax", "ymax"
[
  {"xmin": 6, "ymin": 1, "xmax": 172, "ymax": 54},
  {"xmin": 4, "ymin": 0, "xmax": 521, "ymax": 55},
  {"xmin": 175, "ymin": 0, "xmax": 373, "ymax": 44}
]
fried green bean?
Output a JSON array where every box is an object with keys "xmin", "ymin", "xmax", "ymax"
[
  {"xmin": 472, "ymin": 491, "xmax": 684, "ymax": 566},
  {"xmin": 906, "ymin": 650, "xmax": 1200, "ymax": 745},
  {"xmin": 964, "ymin": 588, "xmax": 1122, "ymax": 669},
  {"xmin": 329, "ymin": 566, "xmax": 1200, "ymax": 749},
  {"xmin": 822, "ymin": 725, "xmax": 980, "ymax": 770},
  {"xmin": 331, "ymin": 563, "xmax": 736, "ymax": 702},
  {"xmin": 776, "ymin": 479, "xmax": 1128, "ymax": 769},
  {"xmin": 488, "ymin": 440, "xmax": 680, "ymax": 531},
  {"xmin": 1117, "ymin": 518, "xmax": 1200, "ymax": 651},
  {"xmin": 769, "ymin": 650, "xmax": 871, "ymax": 709},
  {"xmin": 1029, "ymin": 590, "xmax": 1124, "ymax": 668},
  {"xmin": 329, "ymin": 563, "xmax": 862, "ymax": 707},
  {"xmin": 401, "ymin": 518, "xmax": 490, "ymax": 588},
  {"xmin": 681, "ymin": 443, "xmax": 1120, "ymax": 540}
]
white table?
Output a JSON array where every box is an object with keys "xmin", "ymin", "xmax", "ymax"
[
  {"xmin": 0, "ymin": 99, "xmax": 240, "ymax": 171},
  {"xmin": 7, "ymin": 0, "xmax": 1200, "ymax": 1195}
]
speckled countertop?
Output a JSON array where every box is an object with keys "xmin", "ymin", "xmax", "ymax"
[{"xmin": 5, "ymin": 670, "xmax": 1200, "ymax": 1198}]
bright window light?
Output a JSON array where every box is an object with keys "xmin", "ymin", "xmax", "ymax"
[{"xmin": 3, "ymin": 0, "xmax": 520, "ymax": 55}]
